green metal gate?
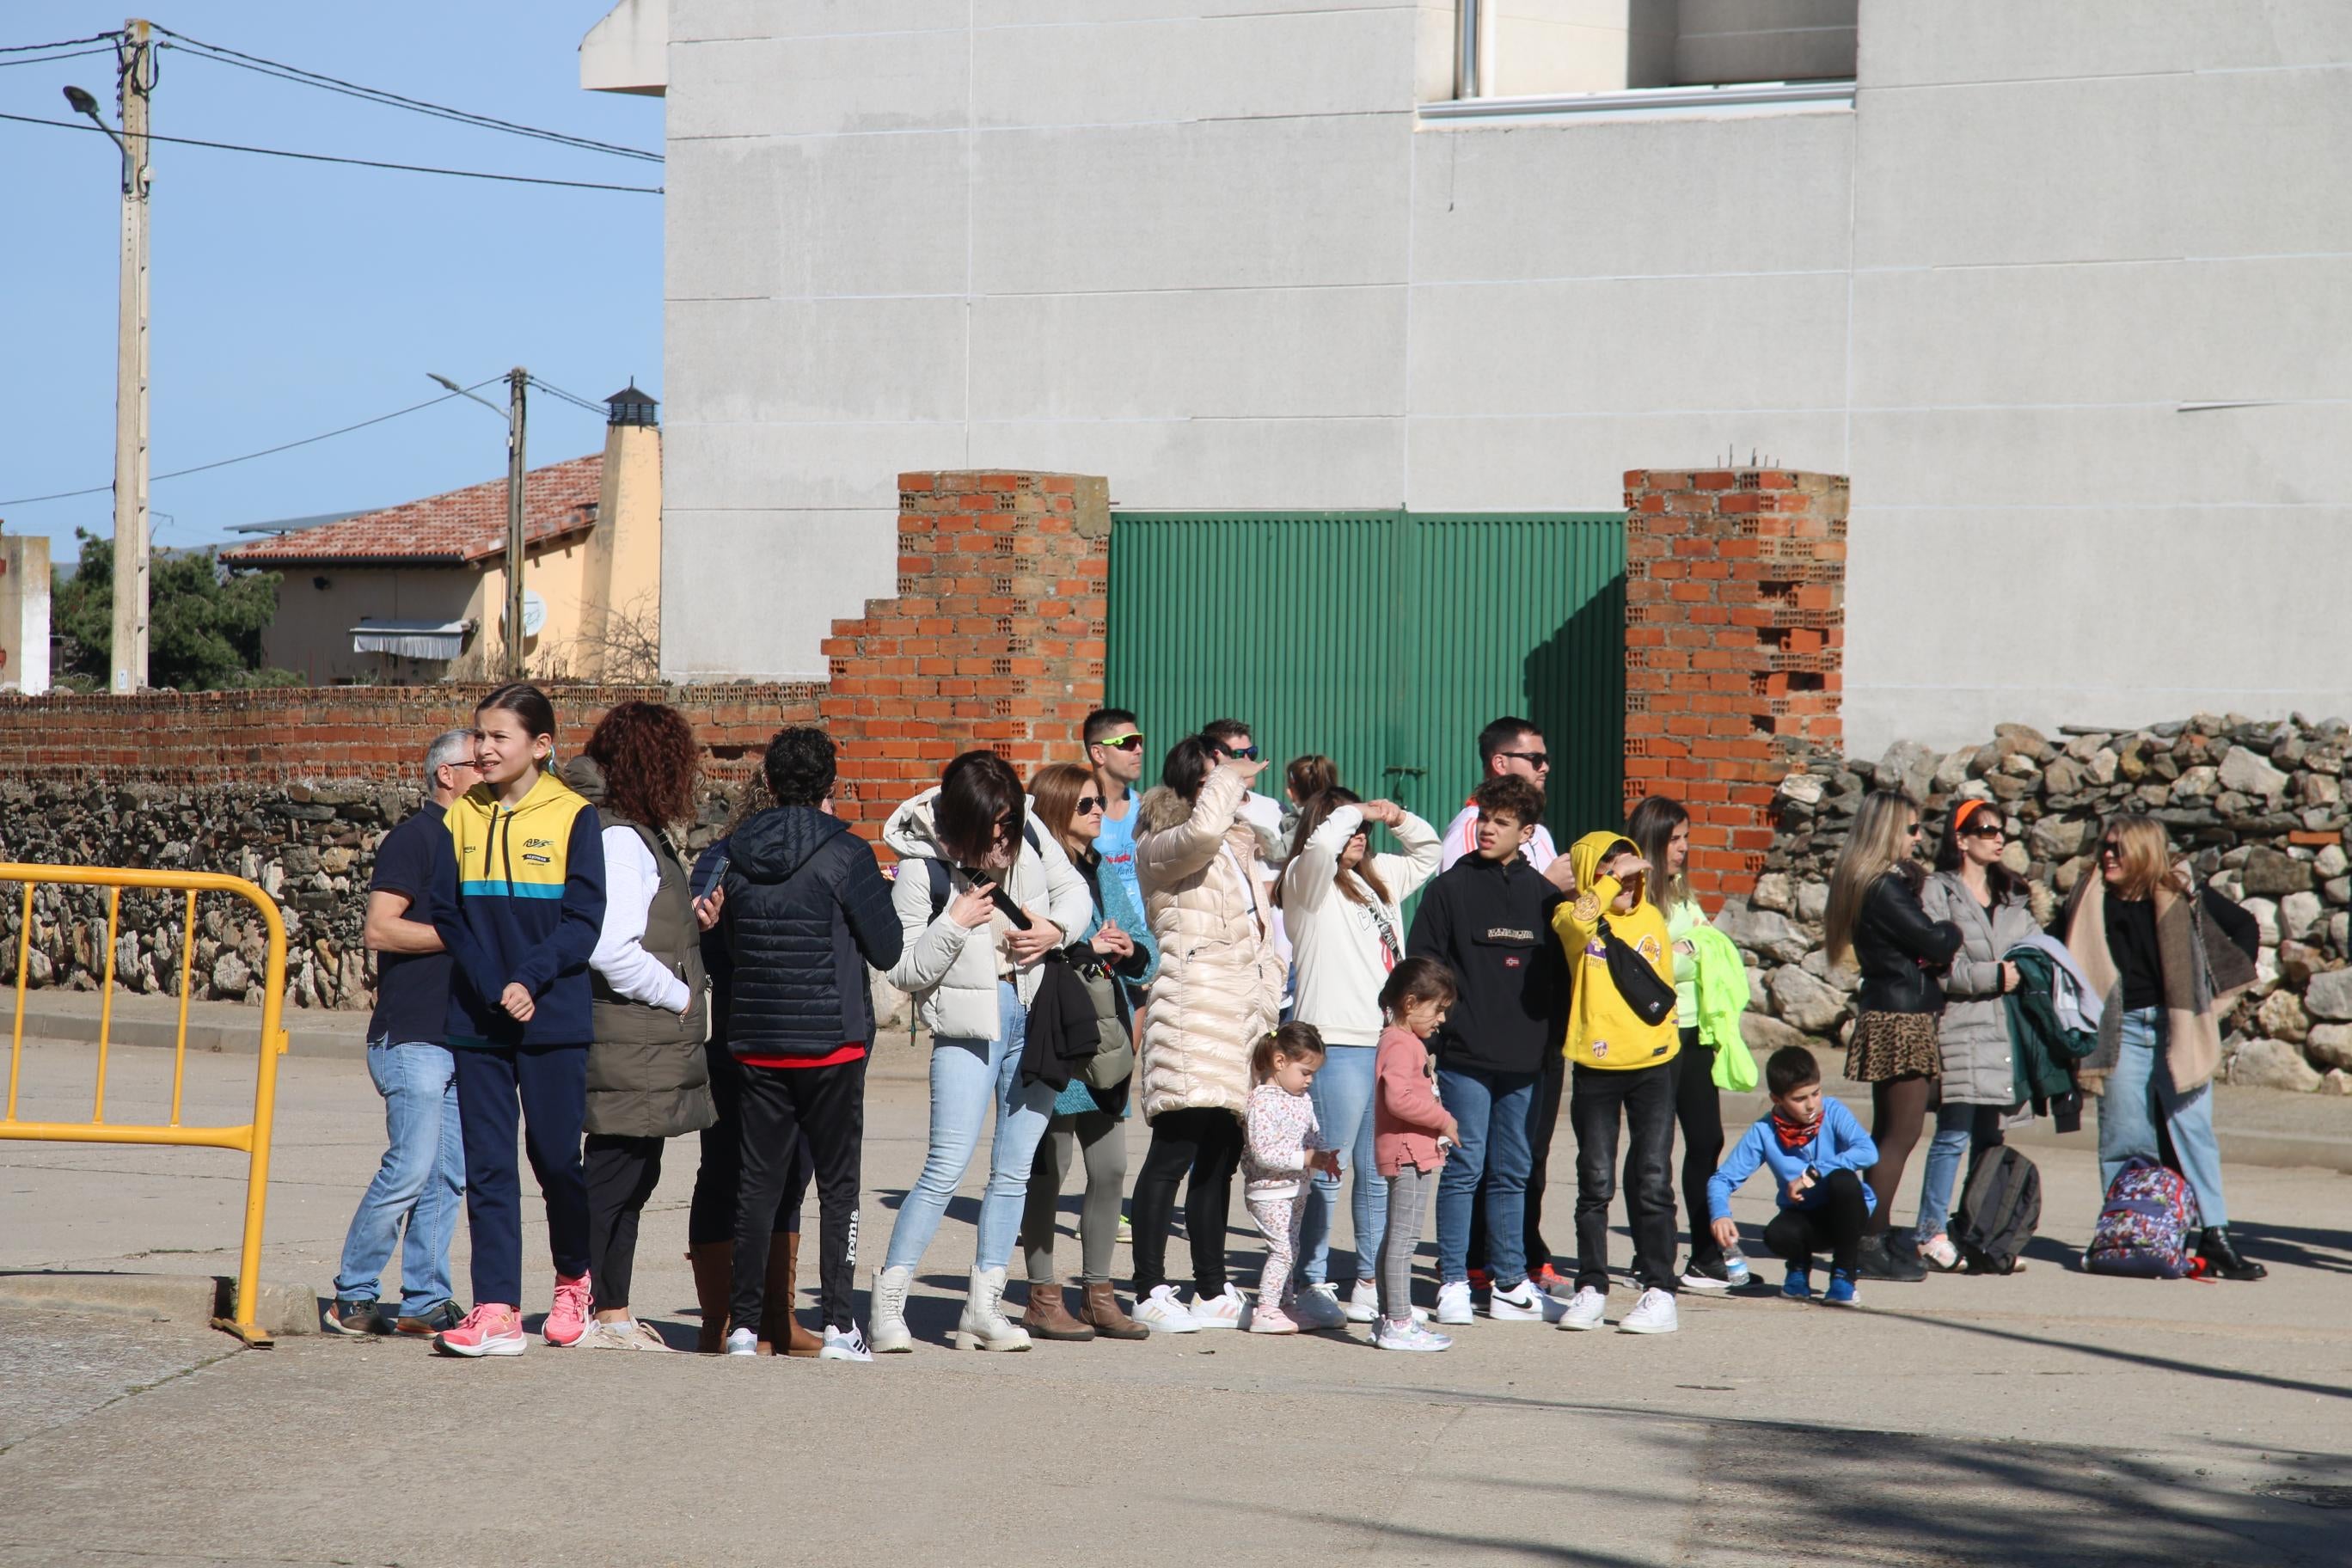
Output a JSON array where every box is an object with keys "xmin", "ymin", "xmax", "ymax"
[{"xmin": 1105, "ymin": 511, "xmax": 1625, "ymax": 848}]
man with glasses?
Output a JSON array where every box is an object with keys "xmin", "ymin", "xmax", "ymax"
[
  {"xmin": 1440, "ymin": 718, "xmax": 1560, "ymax": 873},
  {"xmin": 1083, "ymin": 707, "xmax": 1149, "ymax": 915},
  {"xmin": 1201, "ymin": 718, "xmax": 1289, "ymax": 861},
  {"xmin": 323, "ymin": 730, "xmax": 479, "ymax": 1338}
]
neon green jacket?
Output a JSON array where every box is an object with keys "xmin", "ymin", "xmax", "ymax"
[{"xmin": 1688, "ymin": 923, "xmax": 1759, "ymax": 1092}]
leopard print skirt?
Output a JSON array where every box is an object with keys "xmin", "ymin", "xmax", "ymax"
[{"xmin": 1844, "ymin": 1009, "xmax": 1941, "ymax": 1083}]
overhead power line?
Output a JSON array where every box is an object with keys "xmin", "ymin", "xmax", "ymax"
[
  {"xmin": 526, "ymin": 376, "xmax": 611, "ymax": 416},
  {"xmin": 0, "ymin": 110, "xmax": 665, "ymax": 193},
  {"xmin": 0, "ymin": 33, "xmax": 120, "ymax": 53},
  {"xmin": 152, "ymin": 26, "xmax": 660, "ymax": 162},
  {"xmin": 0, "ymin": 45, "xmax": 119, "ymax": 69},
  {"xmin": 0, "ymin": 381, "xmax": 500, "ymax": 508}
]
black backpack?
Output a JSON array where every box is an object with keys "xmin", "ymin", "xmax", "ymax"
[{"xmin": 1953, "ymin": 1145, "xmax": 2041, "ymax": 1275}]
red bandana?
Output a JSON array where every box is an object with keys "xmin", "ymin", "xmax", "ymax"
[{"xmin": 1772, "ymin": 1111, "xmax": 1819, "ymax": 1153}]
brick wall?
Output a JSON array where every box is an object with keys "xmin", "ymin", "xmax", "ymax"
[
  {"xmin": 1620, "ymin": 469, "xmax": 1847, "ymax": 899},
  {"xmin": 0, "ymin": 683, "xmax": 822, "ymax": 785},
  {"xmin": 820, "ymin": 471, "xmax": 1112, "ymax": 836}
]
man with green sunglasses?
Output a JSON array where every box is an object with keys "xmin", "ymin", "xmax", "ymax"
[{"xmin": 1083, "ymin": 707, "xmax": 1148, "ymax": 915}]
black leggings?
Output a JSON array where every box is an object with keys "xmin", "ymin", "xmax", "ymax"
[
  {"xmin": 1863, "ymin": 1074, "xmax": 1932, "ymax": 1238},
  {"xmin": 1130, "ymin": 1106, "xmax": 1245, "ymax": 1297},
  {"xmin": 689, "ymin": 1039, "xmax": 811, "ymax": 1246},
  {"xmin": 585, "ymin": 1133, "xmax": 664, "ymax": 1314},
  {"xmin": 1762, "ymin": 1167, "xmax": 1869, "ymax": 1274},
  {"xmin": 1672, "ymin": 1029, "xmax": 1726, "ymax": 1267}
]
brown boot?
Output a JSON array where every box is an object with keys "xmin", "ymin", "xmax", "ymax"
[
  {"xmin": 753, "ymin": 1230, "xmax": 818, "ymax": 1357},
  {"xmin": 1022, "ymin": 1280, "xmax": 1097, "ymax": 1342},
  {"xmin": 687, "ymin": 1241, "xmax": 733, "ymax": 1355},
  {"xmin": 781, "ymin": 1230, "xmax": 823, "ymax": 1357},
  {"xmin": 1081, "ymin": 1282, "xmax": 1149, "ymax": 1341}
]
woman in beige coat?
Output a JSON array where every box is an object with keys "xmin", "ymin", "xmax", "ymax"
[{"xmin": 1127, "ymin": 738, "xmax": 1287, "ymax": 1332}]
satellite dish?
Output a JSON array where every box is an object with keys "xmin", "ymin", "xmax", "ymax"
[{"xmin": 500, "ymin": 590, "xmax": 549, "ymax": 640}]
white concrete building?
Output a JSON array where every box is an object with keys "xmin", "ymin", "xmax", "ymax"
[{"xmin": 585, "ymin": 0, "xmax": 2352, "ymax": 755}]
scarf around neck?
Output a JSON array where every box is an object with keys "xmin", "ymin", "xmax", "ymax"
[{"xmin": 1772, "ymin": 1110, "xmax": 1819, "ymax": 1153}]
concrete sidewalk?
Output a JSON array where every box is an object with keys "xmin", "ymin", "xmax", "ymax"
[{"xmin": 1, "ymin": 1026, "xmax": 2348, "ymax": 1567}]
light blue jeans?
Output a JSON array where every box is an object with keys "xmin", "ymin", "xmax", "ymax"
[
  {"xmin": 1299, "ymin": 1043, "xmax": 1387, "ymax": 1286},
  {"xmin": 884, "ymin": 983, "xmax": 1056, "ymax": 1274},
  {"xmin": 334, "ymin": 1038, "xmax": 465, "ymax": 1314},
  {"xmin": 1914, "ymin": 1102, "xmax": 2003, "ymax": 1243},
  {"xmin": 2098, "ymin": 1007, "xmax": 2228, "ymax": 1228},
  {"xmin": 1435, "ymin": 1065, "xmax": 1540, "ymax": 1286}
]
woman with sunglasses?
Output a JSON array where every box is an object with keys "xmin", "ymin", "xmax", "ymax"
[
  {"xmin": 1014, "ymin": 763, "xmax": 1160, "ymax": 1341},
  {"xmin": 2061, "ymin": 814, "xmax": 2264, "ymax": 1280},
  {"xmin": 1822, "ymin": 789, "xmax": 1963, "ymax": 1283},
  {"xmin": 872, "ymin": 750, "xmax": 1095, "ymax": 1351},
  {"xmin": 1273, "ymin": 784, "xmax": 1441, "ymax": 1326},
  {"xmin": 1913, "ymin": 799, "xmax": 2041, "ymax": 1271}
]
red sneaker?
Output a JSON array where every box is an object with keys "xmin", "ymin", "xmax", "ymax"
[
  {"xmin": 1529, "ymin": 1263, "xmax": 1570, "ymax": 1295},
  {"xmin": 433, "ymin": 1302, "xmax": 524, "ymax": 1358},
  {"xmin": 545, "ymin": 1271, "xmax": 592, "ymax": 1346}
]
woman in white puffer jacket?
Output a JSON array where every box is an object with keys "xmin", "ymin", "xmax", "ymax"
[
  {"xmin": 1126, "ymin": 739, "xmax": 1287, "ymax": 1332},
  {"xmin": 1277, "ymin": 787, "xmax": 1441, "ymax": 1325},
  {"xmin": 868, "ymin": 751, "xmax": 1092, "ymax": 1354}
]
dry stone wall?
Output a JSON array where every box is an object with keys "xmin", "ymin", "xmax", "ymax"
[{"xmin": 1723, "ymin": 714, "xmax": 2352, "ymax": 1095}]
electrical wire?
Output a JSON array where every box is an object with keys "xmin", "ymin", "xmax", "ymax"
[
  {"xmin": 0, "ymin": 381, "xmax": 501, "ymax": 508},
  {"xmin": 526, "ymin": 377, "xmax": 612, "ymax": 416},
  {"xmin": 0, "ymin": 45, "xmax": 119, "ymax": 69},
  {"xmin": 0, "ymin": 110, "xmax": 665, "ymax": 193},
  {"xmin": 152, "ymin": 26, "xmax": 659, "ymax": 162},
  {"xmin": 0, "ymin": 33, "xmax": 119, "ymax": 53}
]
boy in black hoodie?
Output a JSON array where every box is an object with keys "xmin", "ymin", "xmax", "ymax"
[
  {"xmin": 716, "ymin": 728, "xmax": 903, "ymax": 1359},
  {"xmin": 1407, "ymin": 775, "xmax": 1569, "ymax": 1325}
]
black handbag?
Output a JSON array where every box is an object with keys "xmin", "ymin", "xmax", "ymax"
[{"xmin": 1597, "ymin": 916, "xmax": 1677, "ymax": 1028}]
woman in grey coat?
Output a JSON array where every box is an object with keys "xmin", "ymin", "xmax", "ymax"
[{"xmin": 1914, "ymin": 798, "xmax": 2041, "ymax": 1271}]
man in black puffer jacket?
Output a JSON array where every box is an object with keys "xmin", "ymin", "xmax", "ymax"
[{"xmin": 720, "ymin": 727, "xmax": 903, "ymax": 1359}]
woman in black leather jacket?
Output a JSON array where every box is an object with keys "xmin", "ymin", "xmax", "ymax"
[{"xmin": 1822, "ymin": 789, "xmax": 1963, "ymax": 1281}]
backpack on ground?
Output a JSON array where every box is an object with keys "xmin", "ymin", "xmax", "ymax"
[
  {"xmin": 2083, "ymin": 1156, "xmax": 2201, "ymax": 1278},
  {"xmin": 1952, "ymin": 1144, "xmax": 2041, "ymax": 1275}
]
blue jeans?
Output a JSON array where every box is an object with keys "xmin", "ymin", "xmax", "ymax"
[
  {"xmin": 1298, "ymin": 1043, "xmax": 1386, "ymax": 1285},
  {"xmin": 884, "ymin": 983, "xmax": 1055, "ymax": 1274},
  {"xmin": 2098, "ymin": 1007, "xmax": 2227, "ymax": 1227},
  {"xmin": 1914, "ymin": 1102, "xmax": 2003, "ymax": 1242},
  {"xmin": 334, "ymin": 1039, "xmax": 465, "ymax": 1314},
  {"xmin": 1435, "ymin": 1065, "xmax": 1539, "ymax": 1285}
]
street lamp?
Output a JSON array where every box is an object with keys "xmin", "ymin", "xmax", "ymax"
[{"xmin": 430, "ymin": 368, "xmax": 530, "ymax": 679}]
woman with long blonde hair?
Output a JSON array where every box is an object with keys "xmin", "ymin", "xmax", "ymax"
[
  {"xmin": 2061, "ymin": 813, "xmax": 2263, "ymax": 1279},
  {"xmin": 1822, "ymin": 788, "xmax": 1962, "ymax": 1283}
]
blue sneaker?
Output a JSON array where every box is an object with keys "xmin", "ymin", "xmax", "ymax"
[
  {"xmin": 1781, "ymin": 1267, "xmax": 1813, "ymax": 1301},
  {"xmin": 1823, "ymin": 1270, "xmax": 1859, "ymax": 1307}
]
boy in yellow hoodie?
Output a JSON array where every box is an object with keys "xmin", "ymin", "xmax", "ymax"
[{"xmin": 1551, "ymin": 831, "xmax": 1682, "ymax": 1334}]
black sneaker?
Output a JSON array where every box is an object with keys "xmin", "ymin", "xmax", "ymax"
[
  {"xmin": 1856, "ymin": 1235, "xmax": 1926, "ymax": 1283},
  {"xmin": 322, "ymin": 1296, "xmax": 388, "ymax": 1336},
  {"xmin": 394, "ymin": 1299, "xmax": 468, "ymax": 1336},
  {"xmin": 1679, "ymin": 1257, "xmax": 1733, "ymax": 1293}
]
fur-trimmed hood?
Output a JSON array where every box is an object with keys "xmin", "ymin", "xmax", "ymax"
[{"xmin": 1136, "ymin": 783, "xmax": 1198, "ymax": 836}]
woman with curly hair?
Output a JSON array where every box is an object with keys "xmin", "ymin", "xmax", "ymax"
[{"xmin": 560, "ymin": 700, "xmax": 717, "ymax": 1351}]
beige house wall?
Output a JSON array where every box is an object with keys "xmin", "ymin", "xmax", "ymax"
[
  {"xmin": 574, "ymin": 423, "xmax": 663, "ymax": 680},
  {"xmin": 262, "ymin": 566, "xmax": 477, "ymax": 686}
]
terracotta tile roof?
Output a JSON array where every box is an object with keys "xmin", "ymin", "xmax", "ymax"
[{"xmin": 221, "ymin": 454, "xmax": 603, "ymax": 567}]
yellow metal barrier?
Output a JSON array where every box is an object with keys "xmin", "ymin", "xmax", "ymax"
[{"xmin": 0, "ymin": 864, "xmax": 291, "ymax": 1346}]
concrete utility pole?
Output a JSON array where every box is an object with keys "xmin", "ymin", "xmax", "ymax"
[
  {"xmin": 111, "ymin": 19, "xmax": 154, "ymax": 693},
  {"xmin": 504, "ymin": 366, "xmax": 528, "ymax": 679}
]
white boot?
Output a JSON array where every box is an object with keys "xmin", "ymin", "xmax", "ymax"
[
  {"xmin": 868, "ymin": 1265, "xmax": 915, "ymax": 1354},
  {"xmin": 953, "ymin": 1266, "xmax": 1032, "ymax": 1351}
]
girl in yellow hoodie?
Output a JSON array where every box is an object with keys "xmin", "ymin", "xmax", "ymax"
[{"xmin": 1550, "ymin": 831, "xmax": 1682, "ymax": 1334}]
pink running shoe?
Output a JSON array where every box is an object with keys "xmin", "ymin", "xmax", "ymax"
[
  {"xmin": 544, "ymin": 1271, "xmax": 592, "ymax": 1347},
  {"xmin": 1246, "ymin": 1302, "xmax": 1300, "ymax": 1335},
  {"xmin": 433, "ymin": 1302, "xmax": 524, "ymax": 1358}
]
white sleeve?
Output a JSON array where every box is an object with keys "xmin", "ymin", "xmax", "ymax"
[
  {"xmin": 590, "ymin": 826, "xmax": 691, "ymax": 1013},
  {"xmin": 1437, "ymin": 804, "xmax": 1479, "ymax": 872}
]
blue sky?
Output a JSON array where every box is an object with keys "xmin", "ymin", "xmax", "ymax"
[{"xmin": 1, "ymin": 2, "xmax": 658, "ymax": 562}]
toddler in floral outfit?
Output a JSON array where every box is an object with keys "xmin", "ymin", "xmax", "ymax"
[{"xmin": 1243, "ymin": 1024, "xmax": 1339, "ymax": 1333}]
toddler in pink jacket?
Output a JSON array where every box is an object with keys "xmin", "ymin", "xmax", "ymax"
[{"xmin": 1371, "ymin": 957, "xmax": 1460, "ymax": 1352}]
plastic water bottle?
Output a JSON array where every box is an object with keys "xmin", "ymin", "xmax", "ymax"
[{"xmin": 1724, "ymin": 1247, "xmax": 1752, "ymax": 1289}]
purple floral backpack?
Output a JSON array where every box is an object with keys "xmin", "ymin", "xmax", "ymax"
[{"xmin": 2084, "ymin": 1157, "xmax": 2202, "ymax": 1278}]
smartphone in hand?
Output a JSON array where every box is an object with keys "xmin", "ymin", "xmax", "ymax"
[
  {"xmin": 690, "ymin": 854, "xmax": 729, "ymax": 903},
  {"xmin": 958, "ymin": 868, "xmax": 1035, "ymax": 929}
]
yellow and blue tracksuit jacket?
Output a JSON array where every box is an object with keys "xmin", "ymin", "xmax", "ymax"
[{"xmin": 431, "ymin": 769, "xmax": 606, "ymax": 1047}]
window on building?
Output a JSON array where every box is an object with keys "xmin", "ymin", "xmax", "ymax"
[{"xmin": 1479, "ymin": 1, "xmax": 1857, "ymax": 101}]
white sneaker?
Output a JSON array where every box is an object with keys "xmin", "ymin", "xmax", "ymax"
[
  {"xmin": 1486, "ymin": 1278, "xmax": 1547, "ymax": 1321},
  {"xmin": 1293, "ymin": 1283, "xmax": 1348, "ymax": 1330},
  {"xmin": 1187, "ymin": 1283, "xmax": 1246, "ymax": 1330},
  {"xmin": 724, "ymin": 1326, "xmax": 759, "ymax": 1357},
  {"xmin": 1133, "ymin": 1283, "xmax": 1201, "ymax": 1333},
  {"xmin": 1620, "ymin": 1288, "xmax": 1680, "ymax": 1335},
  {"xmin": 818, "ymin": 1324, "xmax": 873, "ymax": 1362},
  {"xmin": 1344, "ymin": 1278, "xmax": 1381, "ymax": 1324},
  {"xmin": 1435, "ymin": 1279, "xmax": 1475, "ymax": 1326},
  {"xmin": 1372, "ymin": 1317, "xmax": 1453, "ymax": 1352},
  {"xmin": 581, "ymin": 1316, "xmax": 674, "ymax": 1351},
  {"xmin": 1559, "ymin": 1285, "xmax": 1608, "ymax": 1332}
]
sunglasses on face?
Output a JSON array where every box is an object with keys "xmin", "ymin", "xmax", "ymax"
[
  {"xmin": 1963, "ymin": 822, "xmax": 2005, "ymax": 840},
  {"xmin": 1094, "ymin": 733, "xmax": 1144, "ymax": 751},
  {"xmin": 1218, "ymin": 744, "xmax": 1260, "ymax": 762},
  {"xmin": 2099, "ymin": 841, "xmax": 2123, "ymax": 858},
  {"xmin": 1499, "ymin": 750, "xmax": 1551, "ymax": 770},
  {"xmin": 1905, "ymin": 824, "xmax": 1924, "ymax": 838},
  {"xmin": 1075, "ymin": 796, "xmax": 1105, "ymax": 814}
]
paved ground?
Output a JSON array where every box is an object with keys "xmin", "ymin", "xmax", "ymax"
[{"xmin": 3, "ymin": 1032, "xmax": 2349, "ymax": 1567}]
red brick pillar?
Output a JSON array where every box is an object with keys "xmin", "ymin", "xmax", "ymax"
[
  {"xmin": 1620, "ymin": 469, "xmax": 1847, "ymax": 900},
  {"xmin": 820, "ymin": 471, "xmax": 1111, "ymax": 838}
]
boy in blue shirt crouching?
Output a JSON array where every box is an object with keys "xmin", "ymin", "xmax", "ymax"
[{"xmin": 1707, "ymin": 1047, "xmax": 1879, "ymax": 1306}]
